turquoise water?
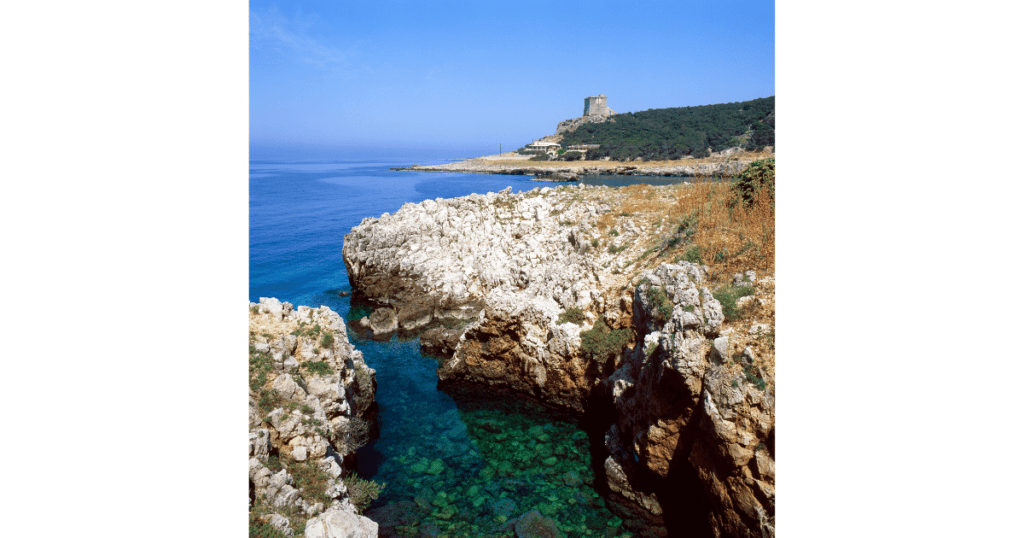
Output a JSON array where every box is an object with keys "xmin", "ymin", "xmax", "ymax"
[{"xmin": 250, "ymin": 151, "xmax": 644, "ymax": 536}]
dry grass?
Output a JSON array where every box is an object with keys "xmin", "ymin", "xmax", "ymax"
[{"xmin": 672, "ymin": 177, "xmax": 775, "ymax": 284}]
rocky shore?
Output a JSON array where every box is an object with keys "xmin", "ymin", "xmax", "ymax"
[
  {"xmin": 391, "ymin": 151, "xmax": 769, "ymax": 180},
  {"xmin": 249, "ymin": 298, "xmax": 380, "ymax": 538},
  {"xmin": 342, "ymin": 184, "xmax": 775, "ymax": 537}
]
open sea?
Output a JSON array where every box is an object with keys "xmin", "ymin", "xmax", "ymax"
[{"xmin": 250, "ymin": 149, "xmax": 682, "ymax": 537}]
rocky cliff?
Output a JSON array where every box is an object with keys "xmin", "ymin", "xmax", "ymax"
[
  {"xmin": 603, "ymin": 266, "xmax": 775, "ymax": 537},
  {"xmin": 342, "ymin": 184, "xmax": 775, "ymax": 537},
  {"xmin": 249, "ymin": 298, "xmax": 380, "ymax": 538}
]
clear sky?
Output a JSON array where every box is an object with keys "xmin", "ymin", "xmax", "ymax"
[{"xmin": 250, "ymin": 0, "xmax": 775, "ymax": 156}]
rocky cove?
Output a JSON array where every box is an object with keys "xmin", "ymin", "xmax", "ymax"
[{"xmin": 341, "ymin": 182, "xmax": 776, "ymax": 537}]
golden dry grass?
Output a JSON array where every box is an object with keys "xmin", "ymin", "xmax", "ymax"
[
  {"xmin": 673, "ymin": 177, "xmax": 775, "ymax": 283},
  {"xmin": 587, "ymin": 169, "xmax": 774, "ymax": 293}
]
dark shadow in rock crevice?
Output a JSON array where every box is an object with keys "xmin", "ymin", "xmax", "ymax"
[{"xmin": 659, "ymin": 418, "xmax": 714, "ymax": 538}]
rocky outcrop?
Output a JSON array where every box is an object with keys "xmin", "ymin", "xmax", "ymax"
[
  {"xmin": 601, "ymin": 266, "xmax": 775, "ymax": 537},
  {"xmin": 343, "ymin": 184, "xmax": 775, "ymax": 537},
  {"xmin": 344, "ymin": 186, "xmax": 604, "ymax": 332},
  {"xmin": 556, "ymin": 113, "xmax": 614, "ymax": 134},
  {"xmin": 249, "ymin": 298, "xmax": 379, "ymax": 537},
  {"xmin": 305, "ymin": 508, "xmax": 379, "ymax": 538},
  {"xmin": 344, "ymin": 185, "xmax": 634, "ymax": 411}
]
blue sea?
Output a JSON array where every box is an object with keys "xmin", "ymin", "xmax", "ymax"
[{"xmin": 250, "ymin": 149, "xmax": 665, "ymax": 537}]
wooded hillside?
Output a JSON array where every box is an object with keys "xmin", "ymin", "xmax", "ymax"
[{"xmin": 559, "ymin": 96, "xmax": 774, "ymax": 161}]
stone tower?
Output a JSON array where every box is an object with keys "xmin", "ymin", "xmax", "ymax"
[{"xmin": 583, "ymin": 94, "xmax": 614, "ymax": 117}]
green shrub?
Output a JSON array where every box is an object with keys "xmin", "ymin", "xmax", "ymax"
[
  {"xmin": 609, "ymin": 228, "xmax": 619, "ymax": 237},
  {"xmin": 676, "ymin": 211, "xmax": 698, "ymax": 238},
  {"xmin": 301, "ymin": 361, "xmax": 332, "ymax": 376},
  {"xmin": 642, "ymin": 283, "xmax": 675, "ymax": 325},
  {"xmin": 285, "ymin": 458, "xmax": 333, "ymax": 506},
  {"xmin": 558, "ymin": 307, "xmax": 586, "ymax": 325},
  {"xmin": 290, "ymin": 323, "xmax": 323, "ymax": 338},
  {"xmin": 256, "ymin": 390, "xmax": 284, "ymax": 415},
  {"xmin": 682, "ymin": 246, "xmax": 703, "ymax": 264},
  {"xmin": 580, "ymin": 315, "xmax": 630, "ymax": 360},
  {"xmin": 249, "ymin": 345, "xmax": 273, "ymax": 392},
  {"xmin": 319, "ymin": 331, "xmax": 334, "ymax": 348},
  {"xmin": 743, "ymin": 363, "xmax": 768, "ymax": 391},
  {"xmin": 591, "ymin": 238, "xmax": 599, "ymax": 248},
  {"xmin": 643, "ymin": 340, "xmax": 659, "ymax": 359},
  {"xmin": 353, "ymin": 363, "xmax": 373, "ymax": 390},
  {"xmin": 562, "ymin": 150, "xmax": 583, "ymax": 161},
  {"xmin": 712, "ymin": 283, "xmax": 757, "ymax": 322},
  {"xmin": 344, "ymin": 476, "xmax": 386, "ymax": 514},
  {"xmin": 608, "ymin": 244, "xmax": 628, "ymax": 254},
  {"xmin": 732, "ymin": 158, "xmax": 775, "ymax": 207}
]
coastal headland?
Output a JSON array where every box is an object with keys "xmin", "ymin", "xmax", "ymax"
[{"xmin": 392, "ymin": 149, "xmax": 775, "ymax": 181}]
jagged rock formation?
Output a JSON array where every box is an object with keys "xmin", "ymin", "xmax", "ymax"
[
  {"xmin": 602, "ymin": 265, "xmax": 775, "ymax": 537},
  {"xmin": 343, "ymin": 185, "xmax": 625, "ymax": 411},
  {"xmin": 249, "ymin": 298, "xmax": 379, "ymax": 537},
  {"xmin": 556, "ymin": 114, "xmax": 614, "ymax": 135},
  {"xmin": 342, "ymin": 185, "xmax": 775, "ymax": 537}
]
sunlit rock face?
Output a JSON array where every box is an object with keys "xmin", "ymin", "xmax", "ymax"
[
  {"xmin": 344, "ymin": 185, "xmax": 775, "ymax": 537},
  {"xmin": 249, "ymin": 300, "xmax": 379, "ymax": 537}
]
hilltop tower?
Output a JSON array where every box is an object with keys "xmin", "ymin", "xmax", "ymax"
[{"xmin": 583, "ymin": 94, "xmax": 615, "ymax": 117}]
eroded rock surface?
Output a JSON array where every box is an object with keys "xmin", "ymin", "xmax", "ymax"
[
  {"xmin": 602, "ymin": 266, "xmax": 775, "ymax": 537},
  {"xmin": 343, "ymin": 185, "xmax": 775, "ymax": 537},
  {"xmin": 249, "ymin": 298, "xmax": 379, "ymax": 537}
]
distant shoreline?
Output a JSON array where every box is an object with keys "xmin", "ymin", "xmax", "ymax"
[{"xmin": 393, "ymin": 150, "xmax": 774, "ymax": 180}]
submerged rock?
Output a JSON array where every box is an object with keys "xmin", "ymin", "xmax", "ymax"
[{"xmin": 514, "ymin": 510, "xmax": 563, "ymax": 538}]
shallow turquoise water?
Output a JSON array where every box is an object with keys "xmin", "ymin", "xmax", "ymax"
[{"xmin": 351, "ymin": 334, "xmax": 635, "ymax": 537}]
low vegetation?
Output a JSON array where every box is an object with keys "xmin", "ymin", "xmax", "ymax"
[
  {"xmin": 557, "ymin": 307, "xmax": 586, "ymax": 325},
  {"xmin": 301, "ymin": 360, "xmax": 332, "ymax": 377},
  {"xmin": 580, "ymin": 315, "xmax": 630, "ymax": 360},
  {"xmin": 641, "ymin": 282, "xmax": 675, "ymax": 325},
  {"xmin": 712, "ymin": 283, "xmax": 757, "ymax": 322},
  {"xmin": 731, "ymin": 158, "xmax": 775, "ymax": 208},
  {"xmin": 344, "ymin": 475, "xmax": 387, "ymax": 514}
]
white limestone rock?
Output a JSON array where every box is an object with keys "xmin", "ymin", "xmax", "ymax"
[{"xmin": 304, "ymin": 508, "xmax": 378, "ymax": 538}]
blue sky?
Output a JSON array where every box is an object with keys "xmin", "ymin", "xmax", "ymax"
[{"xmin": 250, "ymin": 0, "xmax": 774, "ymax": 156}]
